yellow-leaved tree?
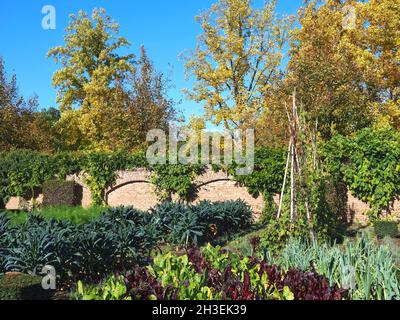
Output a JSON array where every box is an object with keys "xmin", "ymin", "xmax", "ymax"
[
  {"xmin": 347, "ymin": 0, "xmax": 400, "ymax": 129},
  {"xmin": 48, "ymin": 8, "xmax": 135, "ymax": 151},
  {"xmin": 284, "ymin": 0, "xmax": 400, "ymax": 139},
  {"xmin": 184, "ymin": 0, "xmax": 292, "ymax": 131}
]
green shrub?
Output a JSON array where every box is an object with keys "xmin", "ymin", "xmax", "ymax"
[
  {"xmin": 374, "ymin": 220, "xmax": 399, "ymax": 239},
  {"xmin": 150, "ymin": 163, "xmax": 205, "ymax": 201},
  {"xmin": 232, "ymin": 147, "xmax": 286, "ymax": 198},
  {"xmin": 43, "ymin": 180, "xmax": 82, "ymax": 208},
  {"xmin": 260, "ymin": 213, "xmax": 311, "ymax": 255},
  {"xmin": 0, "ymin": 273, "xmax": 53, "ymax": 300}
]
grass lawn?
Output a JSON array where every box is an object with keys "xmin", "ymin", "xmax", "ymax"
[{"xmin": 6, "ymin": 205, "xmax": 105, "ymax": 225}]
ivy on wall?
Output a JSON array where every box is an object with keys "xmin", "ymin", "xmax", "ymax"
[
  {"xmin": 232, "ymin": 147, "xmax": 286, "ymax": 198},
  {"xmin": 150, "ymin": 163, "xmax": 206, "ymax": 201},
  {"xmin": 0, "ymin": 150, "xmax": 54, "ymax": 207},
  {"xmin": 0, "ymin": 148, "xmax": 287, "ymax": 208},
  {"xmin": 0, "ymin": 150, "xmax": 206, "ymax": 207},
  {"xmin": 76, "ymin": 152, "xmax": 148, "ymax": 206},
  {"xmin": 322, "ymin": 127, "xmax": 400, "ymax": 218}
]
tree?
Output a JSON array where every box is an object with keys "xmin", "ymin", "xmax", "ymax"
[
  {"xmin": 29, "ymin": 107, "xmax": 62, "ymax": 152},
  {"xmin": 124, "ymin": 46, "xmax": 177, "ymax": 151},
  {"xmin": 184, "ymin": 0, "xmax": 292, "ymax": 131},
  {"xmin": 285, "ymin": 0, "xmax": 400, "ymax": 139},
  {"xmin": 346, "ymin": 0, "xmax": 400, "ymax": 129},
  {"xmin": 48, "ymin": 8, "xmax": 135, "ymax": 150},
  {"xmin": 254, "ymin": 81, "xmax": 289, "ymax": 147},
  {"xmin": 0, "ymin": 57, "xmax": 52, "ymax": 151}
]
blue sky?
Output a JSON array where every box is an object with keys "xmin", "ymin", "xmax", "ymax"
[{"xmin": 0, "ymin": 0, "xmax": 302, "ymax": 127}]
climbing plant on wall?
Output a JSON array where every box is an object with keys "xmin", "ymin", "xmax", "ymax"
[
  {"xmin": 0, "ymin": 147, "xmax": 317, "ymax": 210},
  {"xmin": 150, "ymin": 163, "xmax": 206, "ymax": 201},
  {"xmin": 231, "ymin": 147, "xmax": 286, "ymax": 213},
  {"xmin": 81, "ymin": 152, "xmax": 148, "ymax": 206},
  {"xmin": 323, "ymin": 127, "xmax": 400, "ymax": 218},
  {"xmin": 0, "ymin": 150, "xmax": 55, "ymax": 207}
]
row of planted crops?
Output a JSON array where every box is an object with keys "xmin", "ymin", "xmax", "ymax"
[{"xmin": 1, "ymin": 200, "xmax": 399, "ymax": 300}]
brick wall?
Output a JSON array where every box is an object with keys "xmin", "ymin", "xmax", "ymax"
[{"xmin": 5, "ymin": 168, "xmax": 400, "ymax": 223}]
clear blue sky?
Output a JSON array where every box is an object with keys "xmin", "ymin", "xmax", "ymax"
[{"xmin": 0, "ymin": 0, "xmax": 302, "ymax": 127}]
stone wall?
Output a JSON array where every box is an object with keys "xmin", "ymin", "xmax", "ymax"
[{"xmin": 5, "ymin": 168, "xmax": 400, "ymax": 223}]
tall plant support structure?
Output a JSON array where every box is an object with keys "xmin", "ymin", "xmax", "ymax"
[{"xmin": 276, "ymin": 90, "xmax": 314, "ymax": 238}]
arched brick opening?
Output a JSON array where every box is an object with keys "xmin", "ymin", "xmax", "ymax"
[
  {"xmin": 105, "ymin": 180, "xmax": 159, "ymax": 211},
  {"xmin": 193, "ymin": 179, "xmax": 265, "ymax": 215}
]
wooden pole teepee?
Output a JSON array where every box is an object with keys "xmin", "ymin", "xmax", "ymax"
[{"xmin": 276, "ymin": 89, "xmax": 313, "ymax": 227}]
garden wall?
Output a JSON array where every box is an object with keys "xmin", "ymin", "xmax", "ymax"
[{"xmin": 5, "ymin": 168, "xmax": 400, "ymax": 222}]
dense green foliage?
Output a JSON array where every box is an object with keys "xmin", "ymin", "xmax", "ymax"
[
  {"xmin": 150, "ymin": 163, "xmax": 205, "ymax": 201},
  {"xmin": 264, "ymin": 235, "xmax": 400, "ymax": 300},
  {"xmin": 0, "ymin": 200, "xmax": 253, "ymax": 283},
  {"xmin": 323, "ymin": 127, "xmax": 400, "ymax": 218},
  {"xmin": 0, "ymin": 273, "xmax": 52, "ymax": 300},
  {"xmin": 0, "ymin": 209, "xmax": 158, "ymax": 281},
  {"xmin": 0, "ymin": 150, "xmax": 55, "ymax": 207},
  {"xmin": 260, "ymin": 212, "xmax": 312, "ymax": 255},
  {"xmin": 232, "ymin": 147, "xmax": 286, "ymax": 215},
  {"xmin": 258, "ymin": 177, "xmax": 349, "ymax": 253},
  {"xmin": 2, "ymin": 127, "xmax": 400, "ymax": 220},
  {"xmin": 151, "ymin": 200, "xmax": 253, "ymax": 246},
  {"xmin": 0, "ymin": 150, "xmax": 147, "ymax": 206},
  {"xmin": 232, "ymin": 147, "xmax": 286, "ymax": 198},
  {"xmin": 0, "ymin": 147, "xmax": 288, "ymax": 207}
]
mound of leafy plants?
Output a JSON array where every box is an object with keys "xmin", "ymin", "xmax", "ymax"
[
  {"xmin": 150, "ymin": 200, "xmax": 253, "ymax": 246},
  {"xmin": 0, "ymin": 208, "xmax": 158, "ymax": 284},
  {"xmin": 0, "ymin": 200, "xmax": 254, "ymax": 285},
  {"xmin": 73, "ymin": 245, "xmax": 345, "ymax": 300}
]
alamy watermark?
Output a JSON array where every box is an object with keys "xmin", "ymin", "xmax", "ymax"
[
  {"xmin": 41, "ymin": 265, "xmax": 56, "ymax": 290},
  {"xmin": 341, "ymin": 265, "xmax": 356, "ymax": 291},
  {"xmin": 146, "ymin": 126, "xmax": 255, "ymax": 175},
  {"xmin": 42, "ymin": 5, "xmax": 56, "ymax": 30},
  {"xmin": 342, "ymin": 5, "xmax": 356, "ymax": 30}
]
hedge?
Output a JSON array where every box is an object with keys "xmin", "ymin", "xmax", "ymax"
[{"xmin": 42, "ymin": 180, "xmax": 82, "ymax": 208}]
